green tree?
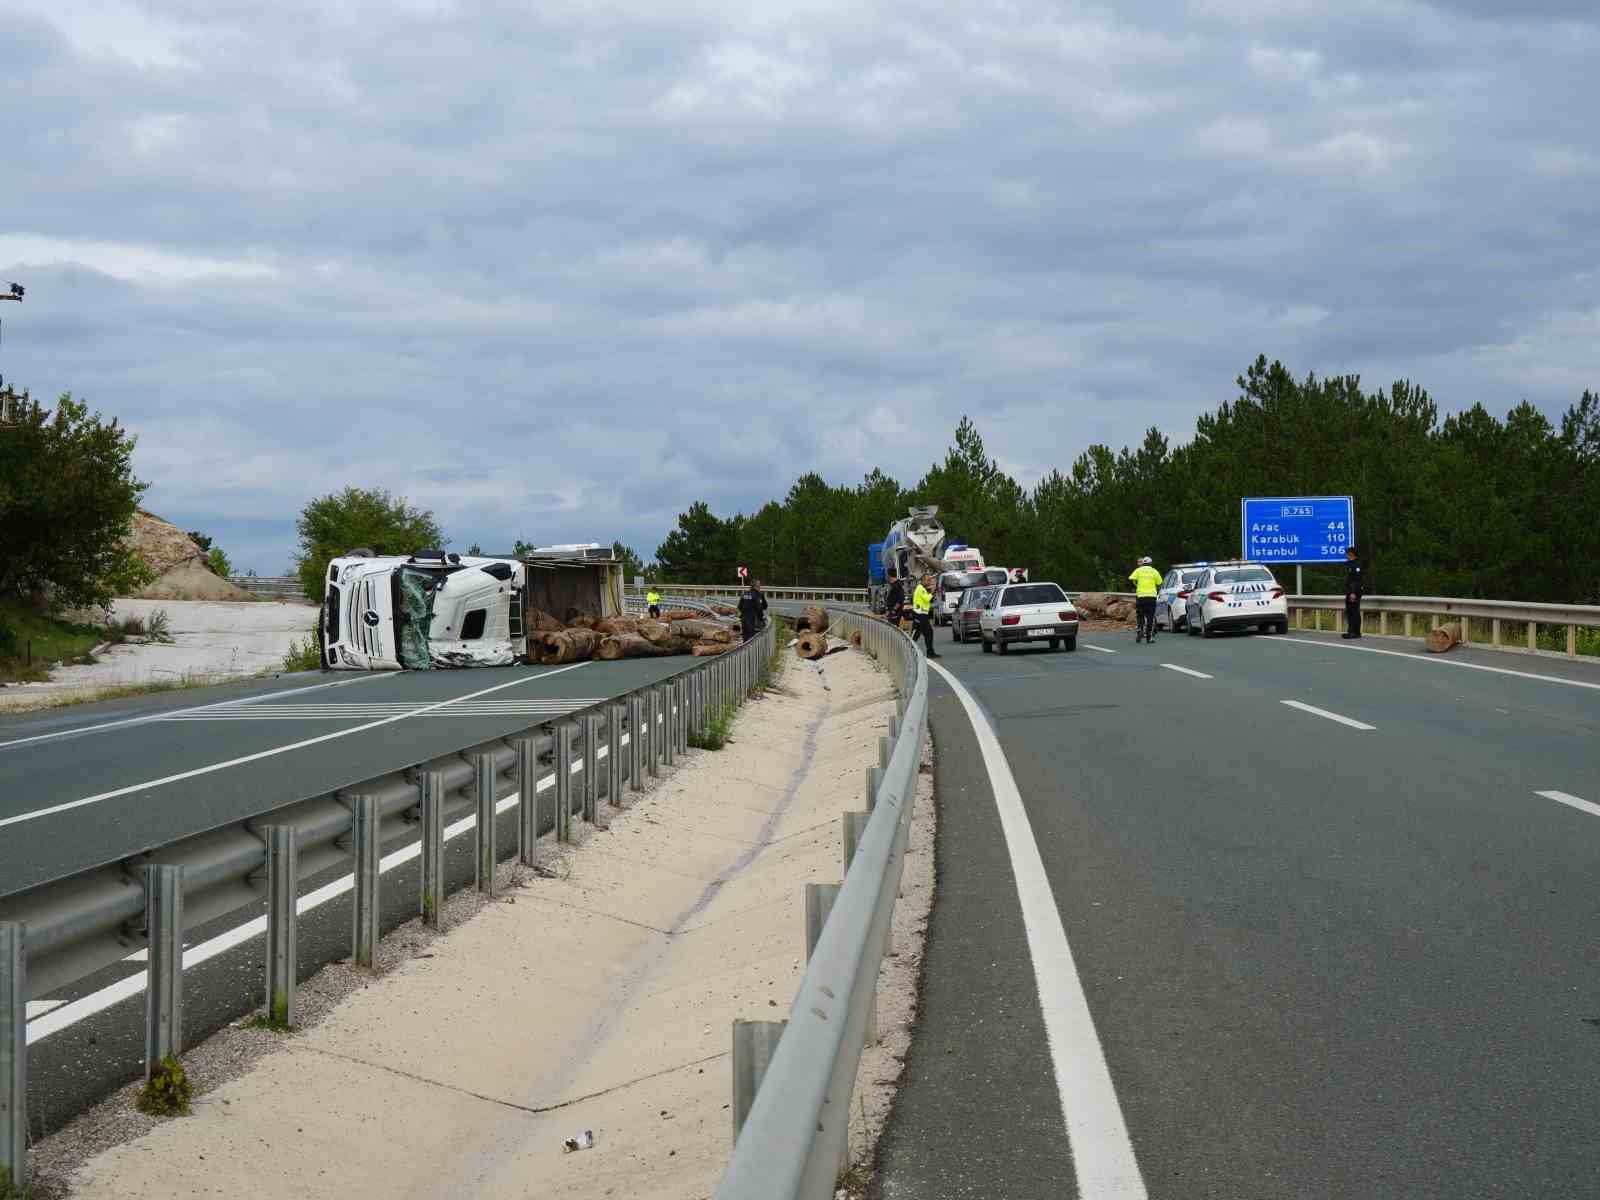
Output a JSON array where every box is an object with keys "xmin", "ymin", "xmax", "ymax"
[
  {"xmin": 611, "ymin": 541, "xmax": 647, "ymax": 581},
  {"xmin": 0, "ymin": 392, "xmax": 153, "ymax": 609},
  {"xmin": 512, "ymin": 537, "xmax": 537, "ymax": 556},
  {"xmin": 294, "ymin": 487, "xmax": 446, "ymax": 603},
  {"xmin": 207, "ymin": 546, "xmax": 233, "ymax": 578},
  {"xmin": 654, "ymin": 501, "xmax": 741, "ymax": 581}
]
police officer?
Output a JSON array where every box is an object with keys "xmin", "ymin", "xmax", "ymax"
[
  {"xmin": 883, "ymin": 569, "xmax": 905, "ymax": 627},
  {"xmin": 646, "ymin": 584, "xmax": 661, "ymax": 620},
  {"xmin": 1342, "ymin": 547, "xmax": 1364, "ymax": 639},
  {"xmin": 1128, "ymin": 556, "xmax": 1163, "ymax": 644},
  {"xmin": 912, "ymin": 572, "xmax": 939, "ymax": 658},
  {"xmin": 737, "ymin": 580, "xmax": 764, "ymax": 641},
  {"xmin": 753, "ymin": 579, "xmax": 769, "ymax": 626}
]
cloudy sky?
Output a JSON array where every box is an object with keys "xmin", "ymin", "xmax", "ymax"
[{"xmin": 2, "ymin": 1, "xmax": 1594, "ymax": 574}]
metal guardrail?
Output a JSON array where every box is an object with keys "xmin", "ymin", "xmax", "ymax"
[
  {"xmin": 717, "ymin": 609, "xmax": 925, "ymax": 1198},
  {"xmin": 0, "ymin": 622, "xmax": 778, "ymax": 1186},
  {"xmin": 1286, "ymin": 594, "xmax": 1600, "ymax": 658},
  {"xmin": 229, "ymin": 576, "xmax": 310, "ymax": 602},
  {"xmin": 628, "ymin": 583, "xmax": 870, "ymax": 604}
]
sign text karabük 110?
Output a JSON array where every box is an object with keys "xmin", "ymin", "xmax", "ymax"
[{"xmin": 1240, "ymin": 496, "xmax": 1355, "ymax": 563}]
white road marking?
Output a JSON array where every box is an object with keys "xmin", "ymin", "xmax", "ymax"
[
  {"xmin": 27, "ymin": 730, "xmax": 637, "ymax": 1044},
  {"xmin": 1160, "ymin": 663, "xmax": 1212, "ymax": 679},
  {"xmin": 158, "ymin": 699, "xmax": 608, "ymax": 721},
  {"xmin": 1280, "ymin": 700, "xmax": 1376, "ymax": 731},
  {"xmin": 929, "ymin": 662, "xmax": 1147, "ymax": 1199},
  {"xmin": 1083, "ymin": 644, "xmax": 1117, "ymax": 654},
  {"xmin": 26, "ymin": 1000, "xmax": 64, "ymax": 1019},
  {"xmin": 1268, "ymin": 636, "xmax": 1600, "ymax": 692},
  {"xmin": 0, "ymin": 671, "xmax": 396, "ymax": 751},
  {"xmin": 1536, "ymin": 790, "xmax": 1600, "ymax": 819},
  {"xmin": 0, "ymin": 664, "xmax": 593, "ymax": 833}
]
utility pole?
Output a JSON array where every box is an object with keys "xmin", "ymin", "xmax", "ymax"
[{"xmin": 0, "ymin": 280, "xmax": 24, "ymax": 427}]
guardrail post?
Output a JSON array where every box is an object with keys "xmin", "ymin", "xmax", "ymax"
[
  {"xmin": 474, "ymin": 754, "xmax": 498, "ymax": 896},
  {"xmin": 1404, "ymin": 612, "xmax": 1413, "ymax": 638},
  {"xmin": 264, "ymin": 826, "xmax": 297, "ymax": 1027},
  {"xmin": 583, "ymin": 712, "xmax": 602, "ymax": 822},
  {"xmin": 879, "ymin": 735, "xmax": 892, "ymax": 770},
  {"xmin": 607, "ymin": 704, "xmax": 623, "ymax": 808},
  {"xmin": 842, "ymin": 811, "xmax": 869, "ymax": 873},
  {"xmin": 1379, "ymin": 610, "xmax": 1389, "ymax": 636},
  {"xmin": 1491, "ymin": 617, "xmax": 1501, "ymax": 647},
  {"xmin": 731, "ymin": 1019, "xmax": 787, "ymax": 1145},
  {"xmin": 144, "ymin": 864, "xmax": 184, "ymax": 1075},
  {"xmin": 677, "ymin": 679, "xmax": 689, "ymax": 753},
  {"xmin": 555, "ymin": 722, "xmax": 574, "ymax": 842},
  {"xmin": 628, "ymin": 696, "xmax": 644, "ymax": 793},
  {"xmin": 1568, "ymin": 625, "xmax": 1578, "ymax": 657},
  {"xmin": 662, "ymin": 684, "xmax": 675, "ymax": 771},
  {"xmin": 515, "ymin": 742, "xmax": 538, "ymax": 867},
  {"xmin": 647, "ymin": 689, "xmax": 662, "ymax": 779},
  {"xmin": 352, "ymin": 795, "xmax": 380, "ymax": 968},
  {"xmin": 421, "ymin": 771, "xmax": 446, "ymax": 925},
  {"xmin": 865, "ymin": 764, "xmax": 882, "ymax": 813},
  {"xmin": 887, "ymin": 714, "xmax": 899, "ymax": 745},
  {"xmin": 1528, "ymin": 620, "xmax": 1538, "ymax": 652},
  {"xmin": 804, "ymin": 883, "xmax": 839, "ymax": 961},
  {"xmin": 1, "ymin": 922, "xmax": 24, "ymax": 1188}
]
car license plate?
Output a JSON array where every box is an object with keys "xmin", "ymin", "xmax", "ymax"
[{"xmin": 1028, "ymin": 628, "xmax": 1053, "ymax": 638}]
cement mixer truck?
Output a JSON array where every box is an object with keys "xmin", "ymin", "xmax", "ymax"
[{"xmin": 868, "ymin": 506, "xmax": 948, "ymax": 613}]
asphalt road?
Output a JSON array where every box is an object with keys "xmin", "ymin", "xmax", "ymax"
[
  {"xmin": 875, "ymin": 627, "xmax": 1600, "ymax": 1199},
  {"xmin": 0, "ymin": 656, "xmax": 703, "ymax": 897}
]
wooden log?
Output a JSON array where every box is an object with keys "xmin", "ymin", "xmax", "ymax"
[
  {"xmin": 794, "ymin": 630, "xmax": 828, "ymax": 660},
  {"xmin": 692, "ymin": 641, "xmax": 733, "ymax": 656},
  {"xmin": 1104, "ymin": 599, "xmax": 1135, "ymax": 623},
  {"xmin": 710, "ymin": 604, "xmax": 738, "ymax": 616},
  {"xmin": 525, "ymin": 607, "xmax": 566, "ymax": 634},
  {"xmin": 799, "ymin": 604, "xmax": 829, "ymax": 633},
  {"xmin": 563, "ymin": 610, "xmax": 600, "ymax": 629},
  {"xmin": 1426, "ymin": 621, "xmax": 1463, "ymax": 654},
  {"xmin": 537, "ymin": 629, "xmax": 601, "ymax": 664},
  {"xmin": 850, "ymin": 630, "xmax": 862, "ymax": 650},
  {"xmin": 665, "ymin": 619, "xmax": 730, "ymax": 641},
  {"xmin": 594, "ymin": 616, "xmax": 641, "ymax": 636},
  {"xmin": 598, "ymin": 633, "xmax": 668, "ymax": 660},
  {"xmin": 1075, "ymin": 592, "xmax": 1110, "ymax": 618},
  {"xmin": 661, "ymin": 608, "xmax": 702, "ymax": 622}
]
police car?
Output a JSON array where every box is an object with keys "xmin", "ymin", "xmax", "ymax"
[
  {"xmin": 1156, "ymin": 562, "xmax": 1209, "ymax": 631},
  {"xmin": 1182, "ymin": 561, "xmax": 1289, "ymax": 637}
]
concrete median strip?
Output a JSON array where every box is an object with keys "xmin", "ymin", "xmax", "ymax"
[{"xmin": 45, "ymin": 648, "xmax": 930, "ymax": 1200}]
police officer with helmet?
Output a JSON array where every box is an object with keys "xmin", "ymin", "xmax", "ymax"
[{"xmin": 1342, "ymin": 547, "xmax": 1364, "ymax": 638}]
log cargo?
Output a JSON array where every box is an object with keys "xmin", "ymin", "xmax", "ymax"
[
  {"xmin": 664, "ymin": 619, "xmax": 731, "ymax": 641},
  {"xmin": 536, "ymin": 629, "xmax": 601, "ymax": 664},
  {"xmin": 710, "ymin": 604, "xmax": 738, "ymax": 616},
  {"xmin": 1104, "ymin": 599, "xmax": 1135, "ymax": 622},
  {"xmin": 1426, "ymin": 621, "xmax": 1463, "ymax": 654},
  {"xmin": 691, "ymin": 641, "xmax": 733, "ymax": 656},
  {"xmin": 850, "ymin": 630, "xmax": 862, "ymax": 650},
  {"xmin": 794, "ymin": 630, "xmax": 828, "ymax": 660},
  {"xmin": 661, "ymin": 609, "xmax": 702, "ymax": 622},
  {"xmin": 526, "ymin": 607, "xmax": 566, "ymax": 634},
  {"xmin": 799, "ymin": 604, "xmax": 829, "ymax": 633},
  {"xmin": 598, "ymin": 633, "xmax": 669, "ymax": 660},
  {"xmin": 594, "ymin": 616, "xmax": 641, "ymax": 636},
  {"xmin": 563, "ymin": 610, "xmax": 600, "ymax": 629},
  {"xmin": 636, "ymin": 619, "xmax": 676, "ymax": 646},
  {"xmin": 1074, "ymin": 593, "xmax": 1110, "ymax": 618}
]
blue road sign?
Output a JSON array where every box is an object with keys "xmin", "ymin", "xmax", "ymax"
[{"xmin": 1240, "ymin": 496, "xmax": 1355, "ymax": 563}]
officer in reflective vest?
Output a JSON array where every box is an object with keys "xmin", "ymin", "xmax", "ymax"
[
  {"xmin": 1129, "ymin": 556, "xmax": 1163, "ymax": 643},
  {"xmin": 646, "ymin": 587, "xmax": 661, "ymax": 619},
  {"xmin": 912, "ymin": 573, "xmax": 939, "ymax": 658}
]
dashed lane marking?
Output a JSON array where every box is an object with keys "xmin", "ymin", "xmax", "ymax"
[
  {"xmin": 1280, "ymin": 699, "xmax": 1376, "ymax": 731},
  {"xmin": 1536, "ymin": 790, "xmax": 1600, "ymax": 819},
  {"xmin": 1160, "ymin": 663, "xmax": 1212, "ymax": 679}
]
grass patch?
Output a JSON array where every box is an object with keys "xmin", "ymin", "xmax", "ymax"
[
  {"xmin": 242, "ymin": 1010, "xmax": 294, "ymax": 1033},
  {"xmin": 0, "ymin": 1164, "xmax": 32, "ymax": 1200},
  {"xmin": 689, "ymin": 700, "xmax": 736, "ymax": 750},
  {"xmin": 0, "ymin": 599, "xmax": 104, "ymax": 683},
  {"xmin": 753, "ymin": 617, "xmax": 788, "ymax": 695},
  {"xmin": 135, "ymin": 1054, "xmax": 193, "ymax": 1117},
  {"xmin": 281, "ymin": 632, "xmax": 322, "ymax": 673}
]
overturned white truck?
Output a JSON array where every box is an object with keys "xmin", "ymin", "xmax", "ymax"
[{"xmin": 319, "ymin": 544, "xmax": 624, "ymax": 670}]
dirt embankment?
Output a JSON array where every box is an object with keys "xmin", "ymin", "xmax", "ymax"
[{"xmin": 127, "ymin": 509, "xmax": 257, "ymax": 603}]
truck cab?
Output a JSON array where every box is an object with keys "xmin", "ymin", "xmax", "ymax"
[{"xmin": 321, "ymin": 551, "xmax": 525, "ymax": 670}]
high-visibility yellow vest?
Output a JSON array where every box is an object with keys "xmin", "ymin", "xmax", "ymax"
[
  {"xmin": 912, "ymin": 584, "xmax": 933, "ymax": 614},
  {"xmin": 1128, "ymin": 566, "xmax": 1162, "ymax": 598},
  {"xmin": 646, "ymin": 591, "xmax": 660, "ymax": 606}
]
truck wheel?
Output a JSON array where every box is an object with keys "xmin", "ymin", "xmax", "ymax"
[
  {"xmin": 345, "ymin": 546, "xmax": 375, "ymax": 558},
  {"xmin": 316, "ymin": 621, "xmax": 330, "ymax": 670}
]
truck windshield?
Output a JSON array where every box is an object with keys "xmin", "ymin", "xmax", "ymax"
[{"xmin": 394, "ymin": 566, "xmax": 438, "ymax": 670}]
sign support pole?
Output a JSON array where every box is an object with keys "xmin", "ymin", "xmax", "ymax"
[{"xmin": 1297, "ymin": 564, "xmax": 1303, "ymax": 597}]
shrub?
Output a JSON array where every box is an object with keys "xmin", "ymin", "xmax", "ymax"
[
  {"xmin": 146, "ymin": 608, "xmax": 172, "ymax": 643},
  {"xmin": 689, "ymin": 700, "xmax": 736, "ymax": 750},
  {"xmin": 136, "ymin": 1054, "xmax": 192, "ymax": 1116},
  {"xmin": 282, "ymin": 632, "xmax": 322, "ymax": 672}
]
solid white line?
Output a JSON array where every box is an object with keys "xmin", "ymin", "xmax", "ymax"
[
  {"xmin": 1279, "ymin": 700, "xmax": 1376, "ymax": 731},
  {"xmin": 0, "ymin": 663, "xmax": 593, "ymax": 832},
  {"xmin": 1536, "ymin": 790, "xmax": 1600, "ymax": 819},
  {"xmin": 928, "ymin": 662, "xmax": 1146, "ymax": 1199},
  {"xmin": 1083, "ymin": 644, "xmax": 1117, "ymax": 655},
  {"xmin": 27, "ymin": 730, "xmax": 639, "ymax": 1043},
  {"xmin": 1268, "ymin": 636, "xmax": 1600, "ymax": 692},
  {"xmin": 0, "ymin": 671, "xmax": 396, "ymax": 751},
  {"xmin": 1159, "ymin": 663, "xmax": 1212, "ymax": 679}
]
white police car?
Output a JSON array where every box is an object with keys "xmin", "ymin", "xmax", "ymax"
[
  {"xmin": 1157, "ymin": 562, "xmax": 1208, "ymax": 631},
  {"xmin": 1183, "ymin": 562, "xmax": 1289, "ymax": 637}
]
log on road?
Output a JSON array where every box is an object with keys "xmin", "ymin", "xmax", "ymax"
[
  {"xmin": 795, "ymin": 630, "xmax": 828, "ymax": 660},
  {"xmin": 797, "ymin": 604, "xmax": 829, "ymax": 633},
  {"xmin": 1426, "ymin": 621, "xmax": 1463, "ymax": 653},
  {"xmin": 598, "ymin": 633, "xmax": 672, "ymax": 660},
  {"xmin": 525, "ymin": 607, "xmax": 566, "ymax": 634},
  {"xmin": 692, "ymin": 641, "xmax": 733, "ymax": 656},
  {"xmin": 595, "ymin": 616, "xmax": 641, "ymax": 636},
  {"xmin": 536, "ymin": 629, "xmax": 601, "ymax": 664},
  {"xmin": 1075, "ymin": 592, "xmax": 1110, "ymax": 618}
]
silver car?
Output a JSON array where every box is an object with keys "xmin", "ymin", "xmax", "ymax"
[{"xmin": 1157, "ymin": 563, "xmax": 1208, "ymax": 631}]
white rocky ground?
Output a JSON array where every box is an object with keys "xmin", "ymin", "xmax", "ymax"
[{"xmin": 0, "ymin": 599, "xmax": 318, "ymax": 712}]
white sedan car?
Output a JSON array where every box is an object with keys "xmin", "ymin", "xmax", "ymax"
[
  {"xmin": 1157, "ymin": 563, "xmax": 1208, "ymax": 631},
  {"xmin": 979, "ymin": 582, "xmax": 1080, "ymax": 654},
  {"xmin": 1183, "ymin": 563, "xmax": 1289, "ymax": 637}
]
